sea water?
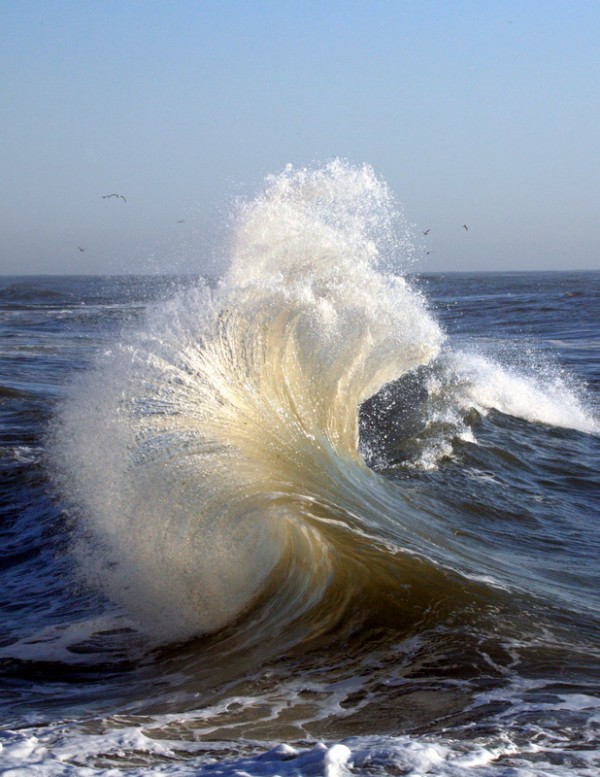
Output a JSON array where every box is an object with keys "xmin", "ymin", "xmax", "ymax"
[{"xmin": 1, "ymin": 162, "xmax": 599, "ymax": 775}]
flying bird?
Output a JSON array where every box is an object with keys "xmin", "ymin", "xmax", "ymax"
[
  {"xmin": 101, "ymin": 193, "xmax": 127, "ymax": 203},
  {"xmin": 423, "ymin": 229, "xmax": 430, "ymax": 235},
  {"xmin": 78, "ymin": 246, "xmax": 85, "ymax": 252},
  {"xmin": 462, "ymin": 224, "xmax": 469, "ymax": 231},
  {"xmin": 176, "ymin": 219, "xmax": 185, "ymax": 223}
]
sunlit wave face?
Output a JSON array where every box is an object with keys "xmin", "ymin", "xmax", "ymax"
[{"xmin": 51, "ymin": 161, "xmax": 443, "ymax": 641}]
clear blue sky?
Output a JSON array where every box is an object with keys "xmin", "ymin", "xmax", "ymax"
[{"xmin": 2, "ymin": 0, "xmax": 599, "ymax": 275}]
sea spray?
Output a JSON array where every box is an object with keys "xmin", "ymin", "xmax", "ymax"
[{"xmin": 52, "ymin": 161, "xmax": 444, "ymax": 641}]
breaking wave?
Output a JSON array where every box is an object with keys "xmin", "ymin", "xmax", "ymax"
[{"xmin": 51, "ymin": 161, "xmax": 597, "ymax": 644}]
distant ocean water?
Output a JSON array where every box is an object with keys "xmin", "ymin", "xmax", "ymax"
[{"xmin": 1, "ymin": 163, "xmax": 599, "ymax": 776}]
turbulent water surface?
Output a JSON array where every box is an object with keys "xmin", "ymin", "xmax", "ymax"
[{"xmin": 1, "ymin": 163, "xmax": 599, "ymax": 776}]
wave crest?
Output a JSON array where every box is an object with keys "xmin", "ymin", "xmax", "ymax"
[{"xmin": 52, "ymin": 162, "xmax": 443, "ymax": 641}]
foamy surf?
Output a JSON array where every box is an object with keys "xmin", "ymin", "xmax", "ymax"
[
  {"xmin": 440, "ymin": 349, "xmax": 598, "ymax": 435},
  {"xmin": 3, "ymin": 707, "xmax": 599, "ymax": 775}
]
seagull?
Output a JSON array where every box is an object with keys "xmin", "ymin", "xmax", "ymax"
[
  {"xmin": 462, "ymin": 224, "xmax": 469, "ymax": 231},
  {"xmin": 101, "ymin": 193, "xmax": 127, "ymax": 203},
  {"xmin": 423, "ymin": 229, "xmax": 431, "ymax": 235}
]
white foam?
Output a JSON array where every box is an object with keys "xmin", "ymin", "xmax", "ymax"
[
  {"xmin": 444, "ymin": 349, "xmax": 598, "ymax": 435},
  {"xmin": 2, "ymin": 670, "xmax": 598, "ymax": 774},
  {"xmin": 2, "ymin": 725, "xmax": 598, "ymax": 776}
]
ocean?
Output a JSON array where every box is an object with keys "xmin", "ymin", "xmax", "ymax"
[{"xmin": 1, "ymin": 163, "xmax": 599, "ymax": 776}]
